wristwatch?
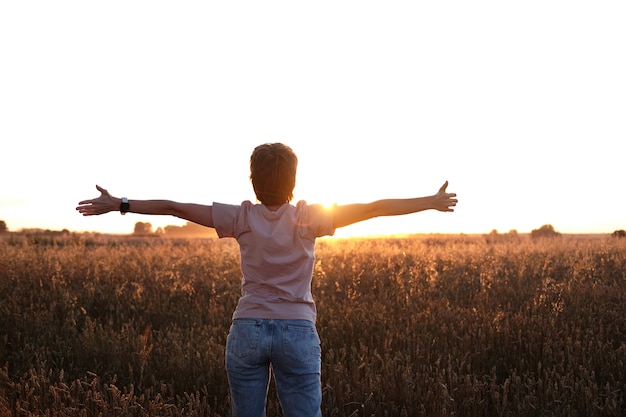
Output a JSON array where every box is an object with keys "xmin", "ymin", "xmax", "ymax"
[{"xmin": 120, "ymin": 197, "xmax": 130, "ymax": 215}]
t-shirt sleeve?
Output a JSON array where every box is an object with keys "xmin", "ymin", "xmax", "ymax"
[
  {"xmin": 211, "ymin": 202, "xmax": 241, "ymax": 238},
  {"xmin": 298, "ymin": 201, "xmax": 335, "ymax": 238}
]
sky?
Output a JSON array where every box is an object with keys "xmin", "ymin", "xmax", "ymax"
[{"xmin": 1, "ymin": 1, "xmax": 625, "ymax": 238}]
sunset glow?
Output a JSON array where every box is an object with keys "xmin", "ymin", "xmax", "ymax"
[{"xmin": 1, "ymin": 2, "xmax": 625, "ymax": 237}]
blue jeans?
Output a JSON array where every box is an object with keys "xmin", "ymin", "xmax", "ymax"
[{"xmin": 225, "ymin": 319, "xmax": 322, "ymax": 417}]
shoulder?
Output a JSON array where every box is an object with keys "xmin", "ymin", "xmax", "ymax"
[
  {"xmin": 213, "ymin": 200, "xmax": 253, "ymax": 212},
  {"xmin": 296, "ymin": 200, "xmax": 331, "ymax": 215}
]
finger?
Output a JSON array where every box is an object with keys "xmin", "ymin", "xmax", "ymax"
[
  {"xmin": 96, "ymin": 185, "xmax": 108, "ymax": 195},
  {"xmin": 438, "ymin": 181, "xmax": 449, "ymax": 193}
]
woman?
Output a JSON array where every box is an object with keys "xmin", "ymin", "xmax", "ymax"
[{"xmin": 76, "ymin": 142, "xmax": 458, "ymax": 417}]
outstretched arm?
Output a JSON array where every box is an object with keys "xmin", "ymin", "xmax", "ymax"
[
  {"xmin": 76, "ymin": 185, "xmax": 214, "ymax": 228},
  {"xmin": 332, "ymin": 181, "xmax": 457, "ymax": 229}
]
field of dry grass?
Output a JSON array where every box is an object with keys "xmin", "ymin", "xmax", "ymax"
[{"xmin": 1, "ymin": 234, "xmax": 624, "ymax": 416}]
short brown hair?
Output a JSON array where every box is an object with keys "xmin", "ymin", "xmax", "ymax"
[{"xmin": 250, "ymin": 143, "xmax": 298, "ymax": 206}]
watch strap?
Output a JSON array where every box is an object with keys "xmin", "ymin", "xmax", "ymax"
[{"xmin": 120, "ymin": 197, "xmax": 130, "ymax": 215}]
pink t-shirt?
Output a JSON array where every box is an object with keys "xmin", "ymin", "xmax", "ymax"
[{"xmin": 212, "ymin": 201, "xmax": 335, "ymax": 323}]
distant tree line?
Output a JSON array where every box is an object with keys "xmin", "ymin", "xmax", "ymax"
[
  {"xmin": 134, "ymin": 221, "xmax": 217, "ymax": 238},
  {"xmin": 0, "ymin": 220, "xmax": 215, "ymax": 238},
  {"xmin": 1, "ymin": 219, "xmax": 624, "ymax": 239}
]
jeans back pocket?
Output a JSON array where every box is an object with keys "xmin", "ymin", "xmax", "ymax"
[{"xmin": 227, "ymin": 319, "xmax": 262, "ymax": 358}]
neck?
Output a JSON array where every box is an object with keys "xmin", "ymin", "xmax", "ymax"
[{"xmin": 265, "ymin": 204, "xmax": 283, "ymax": 212}]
